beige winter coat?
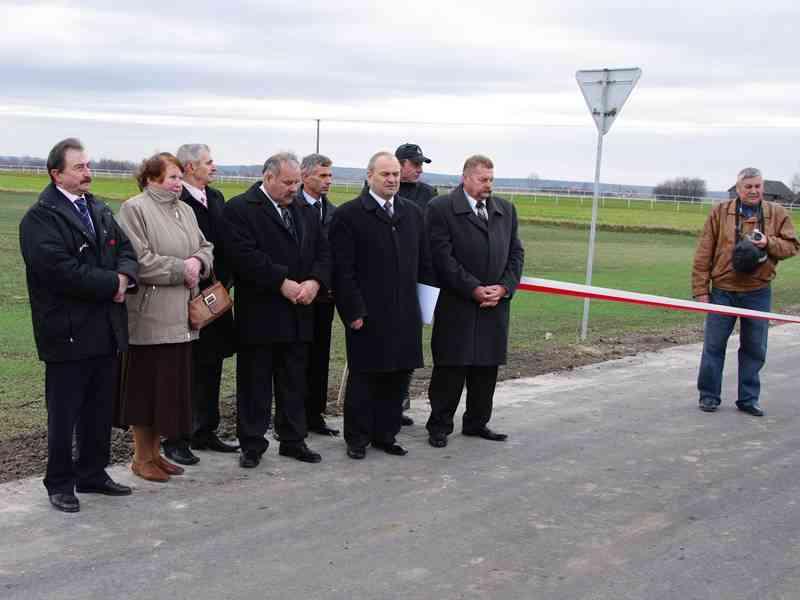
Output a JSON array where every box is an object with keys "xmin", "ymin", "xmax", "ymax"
[{"xmin": 117, "ymin": 187, "xmax": 214, "ymax": 345}]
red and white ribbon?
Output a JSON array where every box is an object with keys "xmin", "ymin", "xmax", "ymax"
[{"xmin": 517, "ymin": 277, "xmax": 800, "ymax": 324}]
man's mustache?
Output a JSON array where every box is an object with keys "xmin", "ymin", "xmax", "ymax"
[{"xmin": 81, "ymin": 177, "xmax": 92, "ymax": 184}]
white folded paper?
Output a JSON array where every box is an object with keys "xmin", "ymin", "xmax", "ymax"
[{"xmin": 417, "ymin": 283, "xmax": 440, "ymax": 325}]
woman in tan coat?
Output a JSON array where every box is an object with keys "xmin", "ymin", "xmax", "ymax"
[{"xmin": 116, "ymin": 153, "xmax": 214, "ymax": 482}]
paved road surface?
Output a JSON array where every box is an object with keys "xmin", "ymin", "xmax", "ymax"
[{"xmin": 2, "ymin": 325, "xmax": 800, "ymax": 599}]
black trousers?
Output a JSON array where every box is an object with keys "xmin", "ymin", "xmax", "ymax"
[
  {"xmin": 344, "ymin": 369, "xmax": 410, "ymax": 448},
  {"xmin": 44, "ymin": 355, "xmax": 116, "ymax": 495},
  {"xmin": 305, "ymin": 301, "xmax": 335, "ymax": 427},
  {"xmin": 237, "ymin": 343, "xmax": 309, "ymax": 454},
  {"xmin": 426, "ymin": 365, "xmax": 498, "ymax": 436}
]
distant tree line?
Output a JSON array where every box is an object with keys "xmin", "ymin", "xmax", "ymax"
[
  {"xmin": 0, "ymin": 155, "xmax": 46, "ymax": 167},
  {"xmin": 0, "ymin": 155, "xmax": 136, "ymax": 172},
  {"xmin": 92, "ymin": 158, "xmax": 137, "ymax": 172},
  {"xmin": 653, "ymin": 177, "xmax": 707, "ymax": 202}
]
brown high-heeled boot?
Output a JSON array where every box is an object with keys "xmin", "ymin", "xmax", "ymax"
[
  {"xmin": 131, "ymin": 426, "xmax": 170, "ymax": 482},
  {"xmin": 150, "ymin": 431, "xmax": 184, "ymax": 475},
  {"xmin": 131, "ymin": 459, "xmax": 170, "ymax": 482}
]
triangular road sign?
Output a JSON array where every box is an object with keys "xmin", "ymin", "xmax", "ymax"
[{"xmin": 576, "ymin": 68, "xmax": 641, "ymax": 135}]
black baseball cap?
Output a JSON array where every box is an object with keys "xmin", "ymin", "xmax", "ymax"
[{"xmin": 395, "ymin": 143, "xmax": 431, "ymax": 164}]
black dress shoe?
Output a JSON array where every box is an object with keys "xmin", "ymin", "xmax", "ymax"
[
  {"xmin": 49, "ymin": 493, "xmax": 80, "ymax": 513},
  {"xmin": 463, "ymin": 427, "xmax": 508, "ymax": 441},
  {"xmin": 192, "ymin": 433, "xmax": 239, "ymax": 453},
  {"xmin": 401, "ymin": 415, "xmax": 414, "ymax": 426},
  {"xmin": 309, "ymin": 423, "xmax": 340, "ymax": 436},
  {"xmin": 737, "ymin": 402, "xmax": 764, "ymax": 417},
  {"xmin": 239, "ymin": 450, "xmax": 261, "ymax": 469},
  {"xmin": 163, "ymin": 443, "xmax": 200, "ymax": 465},
  {"xmin": 279, "ymin": 442, "xmax": 322, "ymax": 463},
  {"xmin": 76, "ymin": 478, "xmax": 132, "ymax": 496},
  {"xmin": 346, "ymin": 445, "xmax": 366, "ymax": 459},
  {"xmin": 372, "ymin": 441, "xmax": 408, "ymax": 456},
  {"xmin": 428, "ymin": 433, "xmax": 448, "ymax": 448}
]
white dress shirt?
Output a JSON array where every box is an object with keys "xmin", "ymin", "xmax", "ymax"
[
  {"xmin": 369, "ymin": 189, "xmax": 394, "ymax": 211},
  {"xmin": 182, "ymin": 181, "xmax": 207, "ymax": 207},
  {"xmin": 260, "ymin": 184, "xmax": 284, "ymax": 218},
  {"xmin": 464, "ymin": 191, "xmax": 488, "ymax": 219}
]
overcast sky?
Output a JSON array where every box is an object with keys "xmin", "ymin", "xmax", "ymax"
[{"xmin": 2, "ymin": 0, "xmax": 798, "ymax": 189}]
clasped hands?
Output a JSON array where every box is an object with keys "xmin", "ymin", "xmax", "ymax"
[
  {"xmin": 183, "ymin": 257, "xmax": 202, "ymax": 289},
  {"xmin": 472, "ymin": 284, "xmax": 507, "ymax": 308},
  {"xmin": 280, "ymin": 278, "xmax": 320, "ymax": 305},
  {"xmin": 113, "ymin": 273, "xmax": 129, "ymax": 303}
]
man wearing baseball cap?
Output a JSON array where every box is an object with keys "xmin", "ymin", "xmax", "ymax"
[
  {"xmin": 395, "ymin": 143, "xmax": 438, "ymax": 211},
  {"xmin": 395, "ymin": 143, "xmax": 439, "ymax": 425}
]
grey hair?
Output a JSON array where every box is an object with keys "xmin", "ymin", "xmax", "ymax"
[
  {"xmin": 263, "ymin": 151, "xmax": 299, "ymax": 176},
  {"xmin": 367, "ymin": 151, "xmax": 397, "ymax": 173},
  {"xmin": 737, "ymin": 167, "xmax": 762, "ymax": 182},
  {"xmin": 176, "ymin": 144, "xmax": 210, "ymax": 166},
  {"xmin": 463, "ymin": 154, "xmax": 494, "ymax": 175},
  {"xmin": 300, "ymin": 153, "xmax": 332, "ymax": 176}
]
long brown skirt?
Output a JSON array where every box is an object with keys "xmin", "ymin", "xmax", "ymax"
[{"xmin": 116, "ymin": 343, "xmax": 192, "ymax": 439}]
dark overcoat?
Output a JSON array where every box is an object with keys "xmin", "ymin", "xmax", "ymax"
[
  {"xmin": 330, "ymin": 188, "xmax": 434, "ymax": 372},
  {"xmin": 399, "ymin": 180, "xmax": 438, "ymax": 211},
  {"xmin": 222, "ymin": 183, "xmax": 331, "ymax": 345},
  {"xmin": 19, "ymin": 183, "xmax": 139, "ymax": 363},
  {"xmin": 180, "ymin": 185, "xmax": 235, "ymax": 361},
  {"xmin": 427, "ymin": 185, "xmax": 524, "ymax": 366}
]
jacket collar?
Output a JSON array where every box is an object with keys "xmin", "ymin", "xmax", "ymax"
[
  {"xmin": 296, "ymin": 185, "xmax": 328, "ymax": 206},
  {"xmin": 450, "ymin": 184, "xmax": 503, "ymax": 233},
  {"xmin": 727, "ymin": 197, "xmax": 772, "ymax": 219},
  {"xmin": 251, "ymin": 183, "xmax": 305, "ymax": 245},
  {"xmin": 145, "ymin": 186, "xmax": 180, "ymax": 205},
  {"xmin": 38, "ymin": 183, "xmax": 100, "ymax": 245},
  {"xmin": 358, "ymin": 187, "xmax": 404, "ymax": 224}
]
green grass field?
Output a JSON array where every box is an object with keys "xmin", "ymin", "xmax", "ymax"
[
  {"xmin": 0, "ymin": 171, "xmax": 710, "ymax": 231},
  {"xmin": 3, "ymin": 176, "xmax": 799, "ymax": 441}
]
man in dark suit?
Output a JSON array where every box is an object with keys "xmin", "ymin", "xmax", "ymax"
[
  {"xmin": 330, "ymin": 151, "xmax": 435, "ymax": 459},
  {"xmin": 19, "ymin": 138, "xmax": 138, "ymax": 512},
  {"xmin": 161, "ymin": 144, "xmax": 238, "ymax": 465},
  {"xmin": 425, "ymin": 154, "xmax": 524, "ymax": 448},
  {"xmin": 296, "ymin": 153, "xmax": 339, "ymax": 437},
  {"xmin": 223, "ymin": 152, "xmax": 331, "ymax": 468},
  {"xmin": 395, "ymin": 143, "xmax": 439, "ymax": 426}
]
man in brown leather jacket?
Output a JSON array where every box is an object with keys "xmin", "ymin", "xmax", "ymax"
[{"xmin": 692, "ymin": 167, "xmax": 799, "ymax": 416}]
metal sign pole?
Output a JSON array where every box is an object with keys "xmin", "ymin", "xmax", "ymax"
[
  {"xmin": 315, "ymin": 119, "xmax": 320, "ymax": 153},
  {"xmin": 580, "ymin": 69, "xmax": 610, "ymax": 341}
]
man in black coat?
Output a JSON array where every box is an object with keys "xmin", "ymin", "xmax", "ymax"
[
  {"xmin": 296, "ymin": 153, "xmax": 339, "ymax": 437},
  {"xmin": 19, "ymin": 138, "xmax": 139, "ymax": 512},
  {"xmin": 161, "ymin": 144, "xmax": 238, "ymax": 465},
  {"xmin": 223, "ymin": 152, "xmax": 331, "ymax": 468},
  {"xmin": 425, "ymin": 154, "xmax": 524, "ymax": 448},
  {"xmin": 330, "ymin": 151, "xmax": 435, "ymax": 459},
  {"xmin": 395, "ymin": 143, "xmax": 439, "ymax": 426}
]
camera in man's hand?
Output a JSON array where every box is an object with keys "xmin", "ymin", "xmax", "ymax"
[{"xmin": 749, "ymin": 229, "xmax": 765, "ymax": 243}]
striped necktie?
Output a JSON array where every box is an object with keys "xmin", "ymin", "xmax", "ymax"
[
  {"xmin": 476, "ymin": 200, "xmax": 488, "ymax": 223},
  {"xmin": 75, "ymin": 197, "xmax": 96, "ymax": 235}
]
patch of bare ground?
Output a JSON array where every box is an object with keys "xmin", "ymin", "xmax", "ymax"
[{"xmin": 8, "ymin": 312, "xmax": 800, "ymax": 484}]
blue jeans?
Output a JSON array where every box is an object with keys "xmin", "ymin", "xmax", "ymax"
[{"xmin": 697, "ymin": 286, "xmax": 771, "ymax": 407}]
